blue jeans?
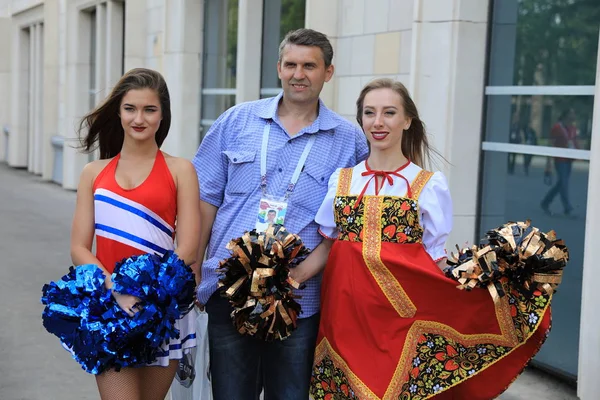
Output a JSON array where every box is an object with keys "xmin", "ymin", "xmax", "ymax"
[
  {"xmin": 205, "ymin": 292, "xmax": 320, "ymax": 400},
  {"xmin": 542, "ymin": 160, "xmax": 573, "ymax": 212}
]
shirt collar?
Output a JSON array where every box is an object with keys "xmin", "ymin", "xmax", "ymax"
[{"xmin": 254, "ymin": 91, "xmax": 340, "ymax": 134}]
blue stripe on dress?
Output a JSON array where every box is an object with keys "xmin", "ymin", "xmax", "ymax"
[
  {"xmin": 155, "ymin": 333, "xmax": 197, "ymax": 357},
  {"xmin": 94, "ymin": 194, "xmax": 173, "ymax": 236},
  {"xmin": 95, "ymin": 223, "xmax": 168, "ymax": 255}
]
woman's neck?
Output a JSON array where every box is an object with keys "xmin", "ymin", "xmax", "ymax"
[
  {"xmin": 367, "ymin": 147, "xmax": 409, "ymax": 171},
  {"xmin": 120, "ymin": 138, "xmax": 159, "ymax": 160}
]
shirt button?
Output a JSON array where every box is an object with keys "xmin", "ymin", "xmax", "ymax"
[
  {"xmin": 321, "ymin": 177, "xmax": 325, "ymax": 181},
  {"xmin": 233, "ymin": 158, "xmax": 237, "ymax": 162},
  {"xmin": 278, "ymin": 168, "xmax": 283, "ymax": 172}
]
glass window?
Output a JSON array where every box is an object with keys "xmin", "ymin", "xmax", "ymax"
[
  {"xmin": 260, "ymin": 0, "xmax": 305, "ymax": 97},
  {"xmin": 480, "ymin": 0, "xmax": 600, "ymax": 379},
  {"xmin": 488, "ymin": 0, "xmax": 600, "ymax": 86},
  {"xmin": 484, "ymin": 95, "xmax": 594, "ymax": 149},
  {"xmin": 200, "ymin": 0, "xmax": 239, "ymax": 137}
]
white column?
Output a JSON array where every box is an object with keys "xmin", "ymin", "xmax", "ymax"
[
  {"xmin": 235, "ymin": 0, "xmax": 263, "ymax": 103},
  {"xmin": 43, "ymin": 0, "xmax": 61, "ymax": 181},
  {"xmin": 94, "ymin": 2, "xmax": 106, "ymax": 105},
  {"xmin": 161, "ymin": 0, "xmax": 203, "ymax": 159},
  {"xmin": 577, "ymin": 32, "xmax": 600, "ymax": 400},
  {"xmin": 0, "ymin": 17, "xmax": 10, "ymax": 163},
  {"xmin": 33, "ymin": 22, "xmax": 44, "ymax": 174},
  {"xmin": 106, "ymin": 0, "xmax": 124, "ymax": 88},
  {"xmin": 28, "ymin": 24, "xmax": 35, "ymax": 172},
  {"xmin": 123, "ymin": 0, "xmax": 147, "ymax": 71},
  {"xmin": 409, "ymin": 0, "xmax": 490, "ymax": 247},
  {"xmin": 62, "ymin": 6, "xmax": 93, "ymax": 189},
  {"xmin": 10, "ymin": 26, "xmax": 30, "ymax": 168}
]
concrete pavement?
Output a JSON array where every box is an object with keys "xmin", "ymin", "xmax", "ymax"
[
  {"xmin": 0, "ymin": 162, "xmax": 578, "ymax": 399},
  {"xmin": 0, "ymin": 164, "xmax": 97, "ymax": 399}
]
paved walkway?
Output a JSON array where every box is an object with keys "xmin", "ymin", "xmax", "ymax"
[{"xmin": 0, "ymin": 163, "xmax": 578, "ymax": 399}]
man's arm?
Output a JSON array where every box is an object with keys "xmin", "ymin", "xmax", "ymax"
[
  {"xmin": 191, "ymin": 110, "xmax": 232, "ymax": 285},
  {"xmin": 288, "ymin": 238, "xmax": 334, "ymax": 284}
]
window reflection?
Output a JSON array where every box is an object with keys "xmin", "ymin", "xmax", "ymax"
[
  {"xmin": 201, "ymin": 0, "xmax": 239, "ymax": 138},
  {"xmin": 488, "ymin": 0, "xmax": 599, "ymax": 86},
  {"xmin": 481, "ymin": 0, "xmax": 599, "ymax": 378},
  {"xmin": 484, "ymin": 95, "xmax": 594, "ymax": 151}
]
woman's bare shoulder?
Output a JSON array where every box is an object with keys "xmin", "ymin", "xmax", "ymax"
[
  {"xmin": 162, "ymin": 152, "xmax": 195, "ymax": 173},
  {"xmin": 80, "ymin": 158, "xmax": 114, "ymax": 184}
]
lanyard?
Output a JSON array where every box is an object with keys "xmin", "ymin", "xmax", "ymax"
[{"xmin": 260, "ymin": 121, "xmax": 316, "ymax": 200}]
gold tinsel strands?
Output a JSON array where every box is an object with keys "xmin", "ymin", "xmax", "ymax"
[
  {"xmin": 445, "ymin": 220, "xmax": 569, "ymax": 302},
  {"xmin": 217, "ymin": 224, "xmax": 310, "ymax": 341}
]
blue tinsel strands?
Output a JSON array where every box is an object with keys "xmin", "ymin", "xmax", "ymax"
[{"xmin": 41, "ymin": 251, "xmax": 195, "ymax": 374}]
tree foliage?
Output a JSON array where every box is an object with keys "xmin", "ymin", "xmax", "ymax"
[{"xmin": 515, "ymin": 0, "xmax": 599, "ymax": 86}]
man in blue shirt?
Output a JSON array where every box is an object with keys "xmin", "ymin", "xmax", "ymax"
[{"xmin": 193, "ymin": 28, "xmax": 368, "ymax": 400}]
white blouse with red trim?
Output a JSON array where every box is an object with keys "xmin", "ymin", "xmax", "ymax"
[{"xmin": 315, "ymin": 161, "xmax": 453, "ymax": 262}]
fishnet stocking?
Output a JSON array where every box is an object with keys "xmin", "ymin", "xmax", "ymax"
[
  {"xmin": 96, "ymin": 367, "xmax": 142, "ymax": 400},
  {"xmin": 140, "ymin": 360, "xmax": 178, "ymax": 400},
  {"xmin": 95, "ymin": 360, "xmax": 177, "ymax": 400}
]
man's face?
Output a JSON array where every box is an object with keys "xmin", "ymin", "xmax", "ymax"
[
  {"xmin": 267, "ymin": 211, "xmax": 276, "ymax": 222},
  {"xmin": 277, "ymin": 44, "xmax": 334, "ymax": 105}
]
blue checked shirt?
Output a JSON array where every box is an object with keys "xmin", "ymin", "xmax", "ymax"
[{"xmin": 193, "ymin": 92, "xmax": 369, "ymax": 318}]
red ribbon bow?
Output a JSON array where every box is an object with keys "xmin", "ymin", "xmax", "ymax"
[{"xmin": 355, "ymin": 159, "xmax": 412, "ymax": 208}]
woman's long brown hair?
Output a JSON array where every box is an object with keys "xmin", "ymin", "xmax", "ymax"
[
  {"xmin": 78, "ymin": 68, "xmax": 171, "ymax": 159},
  {"xmin": 356, "ymin": 78, "xmax": 442, "ymax": 169}
]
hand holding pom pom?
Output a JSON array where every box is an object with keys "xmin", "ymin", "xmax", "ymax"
[
  {"xmin": 41, "ymin": 251, "xmax": 195, "ymax": 374},
  {"xmin": 217, "ymin": 224, "xmax": 310, "ymax": 341},
  {"xmin": 445, "ymin": 220, "xmax": 569, "ymax": 301}
]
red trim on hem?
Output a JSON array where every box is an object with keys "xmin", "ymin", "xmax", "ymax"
[{"xmin": 318, "ymin": 228, "xmax": 337, "ymax": 240}]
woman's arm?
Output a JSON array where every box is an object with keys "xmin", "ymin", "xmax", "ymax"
[
  {"xmin": 173, "ymin": 158, "xmax": 201, "ymax": 268},
  {"xmin": 288, "ymin": 238, "xmax": 334, "ymax": 284},
  {"xmin": 436, "ymin": 258, "xmax": 448, "ymax": 271},
  {"xmin": 194, "ymin": 200, "xmax": 218, "ymax": 285},
  {"xmin": 70, "ymin": 162, "xmax": 111, "ymax": 282}
]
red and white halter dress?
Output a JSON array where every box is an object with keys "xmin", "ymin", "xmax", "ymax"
[{"xmin": 93, "ymin": 151, "xmax": 196, "ymax": 366}]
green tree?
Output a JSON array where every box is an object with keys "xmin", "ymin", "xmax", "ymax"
[{"xmin": 280, "ymin": 0, "xmax": 306, "ymax": 40}]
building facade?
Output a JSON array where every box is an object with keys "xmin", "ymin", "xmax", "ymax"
[{"xmin": 0, "ymin": 0, "xmax": 598, "ymax": 397}]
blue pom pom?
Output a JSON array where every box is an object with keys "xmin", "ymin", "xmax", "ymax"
[{"xmin": 41, "ymin": 251, "xmax": 195, "ymax": 374}]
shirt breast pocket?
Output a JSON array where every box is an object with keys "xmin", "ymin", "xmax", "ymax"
[
  {"xmin": 291, "ymin": 161, "xmax": 332, "ymax": 214},
  {"xmin": 223, "ymin": 150, "xmax": 256, "ymax": 195}
]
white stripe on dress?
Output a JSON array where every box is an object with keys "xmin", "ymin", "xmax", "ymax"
[
  {"xmin": 94, "ymin": 198, "xmax": 174, "ymax": 253},
  {"xmin": 95, "ymin": 229, "xmax": 168, "ymax": 255},
  {"xmin": 94, "ymin": 188, "xmax": 174, "ymax": 233}
]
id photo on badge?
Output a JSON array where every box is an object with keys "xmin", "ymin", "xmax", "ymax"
[{"xmin": 256, "ymin": 199, "xmax": 287, "ymax": 232}]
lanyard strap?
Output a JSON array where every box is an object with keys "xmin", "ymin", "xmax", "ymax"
[{"xmin": 260, "ymin": 121, "xmax": 317, "ymax": 199}]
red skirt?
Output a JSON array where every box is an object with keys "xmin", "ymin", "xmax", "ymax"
[{"xmin": 310, "ymin": 240, "xmax": 551, "ymax": 400}]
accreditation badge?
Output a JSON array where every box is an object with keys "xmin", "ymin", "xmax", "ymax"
[{"xmin": 255, "ymin": 195, "xmax": 288, "ymax": 232}]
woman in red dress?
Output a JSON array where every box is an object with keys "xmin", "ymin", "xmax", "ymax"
[{"xmin": 308, "ymin": 78, "xmax": 552, "ymax": 399}]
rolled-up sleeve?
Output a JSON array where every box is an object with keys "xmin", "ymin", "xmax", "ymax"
[
  {"xmin": 193, "ymin": 114, "xmax": 229, "ymax": 207},
  {"xmin": 315, "ymin": 168, "xmax": 341, "ymax": 240}
]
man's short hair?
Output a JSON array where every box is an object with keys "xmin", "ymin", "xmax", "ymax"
[
  {"xmin": 278, "ymin": 28, "xmax": 334, "ymax": 67},
  {"xmin": 268, "ymin": 210, "xmax": 276, "ymax": 214}
]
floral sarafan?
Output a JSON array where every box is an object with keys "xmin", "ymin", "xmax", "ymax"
[
  {"xmin": 334, "ymin": 195, "xmax": 423, "ymax": 244},
  {"xmin": 310, "ymin": 167, "xmax": 557, "ymax": 400}
]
